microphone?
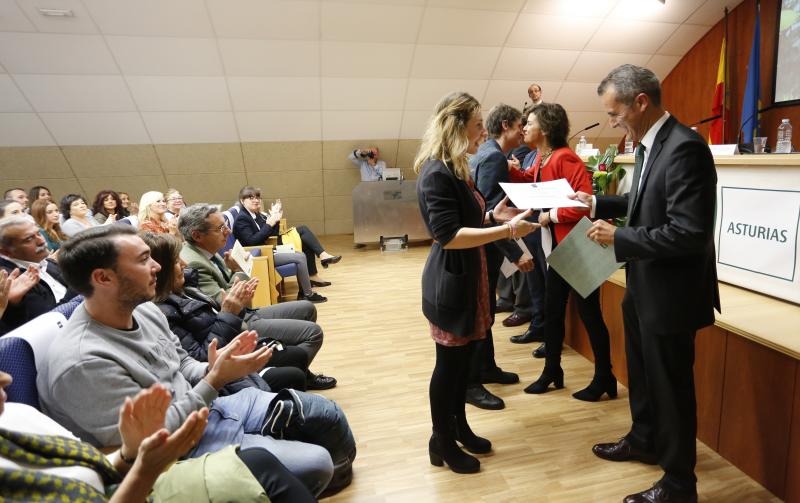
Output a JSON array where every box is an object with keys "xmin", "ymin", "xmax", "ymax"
[
  {"xmin": 568, "ymin": 122, "xmax": 600, "ymax": 142},
  {"xmin": 737, "ymin": 104, "xmax": 775, "ymax": 146}
]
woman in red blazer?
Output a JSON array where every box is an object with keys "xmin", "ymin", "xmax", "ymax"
[{"xmin": 522, "ymin": 103, "xmax": 616, "ymax": 402}]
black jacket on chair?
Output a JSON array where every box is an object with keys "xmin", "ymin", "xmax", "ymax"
[
  {"xmin": 417, "ymin": 159, "xmax": 484, "ymax": 337},
  {"xmin": 233, "ymin": 209, "xmax": 278, "ymax": 247},
  {"xmin": 0, "ymin": 258, "xmax": 79, "ymax": 335}
]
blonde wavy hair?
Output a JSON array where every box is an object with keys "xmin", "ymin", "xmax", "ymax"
[
  {"xmin": 413, "ymin": 92, "xmax": 481, "ymax": 182},
  {"xmin": 138, "ymin": 191, "xmax": 164, "ymax": 223}
]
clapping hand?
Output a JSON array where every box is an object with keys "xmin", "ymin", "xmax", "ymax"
[
  {"xmin": 7, "ymin": 267, "xmax": 40, "ymax": 305},
  {"xmin": 0, "ymin": 270, "xmax": 11, "ymax": 317},
  {"xmin": 205, "ymin": 331, "xmax": 272, "ymax": 389},
  {"xmin": 220, "ymin": 277, "xmax": 258, "ymax": 314}
]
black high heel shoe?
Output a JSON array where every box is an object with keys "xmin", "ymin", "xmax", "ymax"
[
  {"xmin": 523, "ymin": 367, "xmax": 565, "ymax": 394},
  {"xmin": 320, "ymin": 255, "xmax": 342, "ymax": 268},
  {"xmin": 429, "ymin": 434, "xmax": 480, "ymax": 474},
  {"xmin": 572, "ymin": 374, "xmax": 617, "ymax": 402},
  {"xmin": 452, "ymin": 415, "xmax": 491, "ymax": 454}
]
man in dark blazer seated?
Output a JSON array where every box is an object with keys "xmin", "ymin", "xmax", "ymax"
[
  {"xmin": 468, "ymin": 103, "xmax": 533, "ymax": 410},
  {"xmin": 0, "ymin": 217, "xmax": 79, "ymax": 334},
  {"xmin": 573, "ymin": 65, "xmax": 720, "ymax": 503}
]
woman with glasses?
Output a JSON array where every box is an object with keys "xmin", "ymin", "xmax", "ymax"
[
  {"xmin": 233, "ymin": 186, "xmax": 341, "ymax": 288},
  {"xmin": 165, "ymin": 188, "xmax": 185, "ymax": 219},
  {"xmin": 138, "ymin": 191, "xmax": 179, "ymax": 237}
]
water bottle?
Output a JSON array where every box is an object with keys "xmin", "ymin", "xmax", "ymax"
[
  {"xmin": 577, "ymin": 135, "xmax": 587, "ymax": 153},
  {"xmin": 776, "ymin": 119, "xmax": 793, "ymax": 153}
]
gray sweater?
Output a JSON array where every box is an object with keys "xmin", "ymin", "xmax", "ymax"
[{"xmin": 38, "ymin": 302, "xmax": 218, "ymax": 447}]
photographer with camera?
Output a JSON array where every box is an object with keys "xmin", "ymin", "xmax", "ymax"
[{"xmin": 348, "ymin": 147, "xmax": 386, "ymax": 181}]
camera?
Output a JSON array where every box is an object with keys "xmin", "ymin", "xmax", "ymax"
[{"xmin": 358, "ymin": 150, "xmax": 375, "ymax": 159}]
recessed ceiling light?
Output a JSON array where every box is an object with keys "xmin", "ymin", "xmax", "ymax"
[{"xmin": 37, "ymin": 8, "xmax": 74, "ymax": 17}]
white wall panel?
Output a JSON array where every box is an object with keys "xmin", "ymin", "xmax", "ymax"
[
  {"xmin": 16, "ymin": 0, "xmax": 98, "ymax": 34},
  {"xmin": 494, "ymin": 48, "xmax": 578, "ymax": 81},
  {"xmin": 208, "ymin": 0, "xmax": 319, "ymax": 40},
  {"xmin": 321, "ymin": 78, "xmax": 407, "ymax": 110},
  {"xmin": 0, "ymin": 76, "xmax": 32, "ymax": 112},
  {"xmin": 322, "ymin": 111, "xmax": 402, "ymax": 140},
  {"xmin": 399, "ymin": 110, "xmax": 432, "ymax": 139},
  {"xmin": 127, "ymin": 76, "xmax": 231, "ymax": 112},
  {"xmin": 554, "ymin": 82, "xmax": 606, "ymax": 112},
  {"xmin": 321, "ymin": 2, "xmax": 422, "ymax": 43},
  {"xmin": 0, "ymin": 113, "xmax": 55, "ymax": 146},
  {"xmin": 411, "ymin": 45, "xmax": 500, "ymax": 79},
  {"xmin": 219, "ymin": 39, "xmax": 320, "ymax": 77},
  {"xmin": 418, "ymin": 8, "xmax": 516, "ymax": 46},
  {"xmin": 236, "ymin": 111, "xmax": 321, "ymax": 141},
  {"xmin": 507, "ymin": 14, "xmax": 601, "ymax": 50},
  {"xmin": 82, "ymin": 0, "xmax": 214, "ymax": 37},
  {"xmin": 405, "ymin": 79, "xmax": 488, "ymax": 110},
  {"xmin": 657, "ymin": 24, "xmax": 709, "ymax": 56},
  {"xmin": 40, "ymin": 112, "xmax": 150, "ymax": 145},
  {"xmin": 566, "ymin": 52, "xmax": 651, "ymax": 83},
  {"xmin": 321, "ymin": 42, "xmax": 414, "ymax": 78},
  {"xmin": 586, "ymin": 20, "xmax": 678, "ymax": 53},
  {"xmin": 15, "ymin": 75, "xmax": 134, "ymax": 112},
  {"xmin": 107, "ymin": 37, "xmax": 223, "ymax": 76},
  {"xmin": 482, "ymin": 80, "xmax": 562, "ymax": 110},
  {"xmin": 0, "ymin": 33, "xmax": 118, "ymax": 74},
  {"xmin": 142, "ymin": 112, "xmax": 239, "ymax": 144},
  {"xmin": 228, "ymin": 77, "xmax": 320, "ymax": 111}
]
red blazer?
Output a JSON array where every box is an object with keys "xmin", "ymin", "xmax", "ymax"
[{"xmin": 524, "ymin": 147, "xmax": 592, "ymax": 243}]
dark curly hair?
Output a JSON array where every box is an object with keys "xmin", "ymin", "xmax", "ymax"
[
  {"xmin": 60, "ymin": 194, "xmax": 86, "ymax": 218},
  {"xmin": 92, "ymin": 190, "xmax": 124, "ymax": 219},
  {"xmin": 531, "ymin": 103, "xmax": 570, "ymax": 150}
]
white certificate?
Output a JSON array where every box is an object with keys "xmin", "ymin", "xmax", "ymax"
[
  {"xmin": 500, "ymin": 179, "xmax": 588, "ymax": 210},
  {"xmin": 230, "ymin": 240, "xmax": 253, "ymax": 276}
]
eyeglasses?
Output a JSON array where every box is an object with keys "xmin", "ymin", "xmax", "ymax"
[
  {"xmin": 208, "ymin": 223, "xmax": 228, "ymax": 233},
  {"xmin": 246, "ymin": 195, "xmax": 261, "ymax": 200},
  {"xmin": 168, "ymin": 196, "xmax": 183, "ymax": 202}
]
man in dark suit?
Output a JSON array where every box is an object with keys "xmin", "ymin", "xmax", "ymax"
[
  {"xmin": 574, "ymin": 65, "xmax": 720, "ymax": 503},
  {"xmin": 0, "ymin": 217, "xmax": 79, "ymax": 334},
  {"xmin": 468, "ymin": 103, "xmax": 532, "ymax": 410}
]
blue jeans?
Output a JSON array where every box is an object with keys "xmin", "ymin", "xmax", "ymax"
[{"xmin": 190, "ymin": 388, "xmax": 334, "ymax": 496}]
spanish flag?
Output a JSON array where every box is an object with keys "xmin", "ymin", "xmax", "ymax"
[{"xmin": 709, "ymin": 38, "xmax": 726, "ymax": 144}]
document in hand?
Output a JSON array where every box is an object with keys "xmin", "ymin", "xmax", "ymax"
[
  {"xmin": 499, "ymin": 179, "xmax": 588, "ymax": 210},
  {"xmin": 231, "ymin": 240, "xmax": 254, "ymax": 276},
  {"xmin": 546, "ymin": 217, "xmax": 623, "ymax": 298}
]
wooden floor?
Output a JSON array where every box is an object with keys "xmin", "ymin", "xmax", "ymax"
[{"xmin": 297, "ymin": 235, "xmax": 778, "ymax": 503}]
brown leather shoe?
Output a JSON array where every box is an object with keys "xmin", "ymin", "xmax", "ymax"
[
  {"xmin": 623, "ymin": 482, "xmax": 697, "ymax": 503},
  {"xmin": 502, "ymin": 312, "xmax": 532, "ymax": 327},
  {"xmin": 592, "ymin": 437, "xmax": 658, "ymax": 465}
]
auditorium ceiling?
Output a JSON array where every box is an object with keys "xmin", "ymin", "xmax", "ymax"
[{"xmin": 0, "ymin": 0, "xmax": 743, "ymax": 146}]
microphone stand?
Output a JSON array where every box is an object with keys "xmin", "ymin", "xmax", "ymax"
[{"xmin": 568, "ymin": 123, "xmax": 600, "ymax": 143}]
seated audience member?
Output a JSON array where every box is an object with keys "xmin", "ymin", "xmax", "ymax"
[
  {"xmin": 118, "ymin": 191, "xmax": 134, "ymax": 217},
  {"xmin": 0, "ymin": 200, "xmax": 24, "ymax": 219},
  {"xmin": 0, "ymin": 216, "xmax": 79, "ymax": 334},
  {"xmin": 38, "ymin": 225, "xmax": 355, "ymax": 496},
  {"xmin": 92, "ymin": 190, "xmax": 124, "ymax": 224},
  {"xmin": 178, "ymin": 204, "xmax": 337, "ymax": 389},
  {"xmin": 348, "ymin": 147, "xmax": 385, "ymax": 181},
  {"xmin": 3, "ymin": 188, "xmax": 29, "ymax": 211},
  {"xmin": 0, "ymin": 372, "xmax": 317, "ymax": 503},
  {"xmin": 60, "ymin": 194, "xmax": 98, "ymax": 237},
  {"xmin": 143, "ymin": 232, "xmax": 311, "ymax": 392},
  {"xmin": 28, "ymin": 185, "xmax": 52, "ymax": 205},
  {"xmin": 138, "ymin": 191, "xmax": 177, "ymax": 235},
  {"xmin": 30, "ymin": 199, "xmax": 67, "ymax": 251},
  {"xmin": 234, "ymin": 186, "xmax": 340, "ymax": 289},
  {"xmin": 165, "ymin": 188, "xmax": 185, "ymax": 219}
]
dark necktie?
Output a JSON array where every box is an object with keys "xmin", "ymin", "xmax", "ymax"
[
  {"xmin": 210, "ymin": 254, "xmax": 231, "ymax": 283},
  {"xmin": 627, "ymin": 144, "xmax": 646, "ymax": 219}
]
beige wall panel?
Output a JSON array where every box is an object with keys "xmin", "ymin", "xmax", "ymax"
[
  {"xmin": 78, "ymin": 175, "xmax": 168, "ymax": 204},
  {"xmin": 279, "ymin": 197, "xmax": 325, "ymax": 223},
  {"xmin": 396, "ymin": 139, "xmax": 421, "ymax": 169},
  {"xmin": 323, "ymin": 195, "xmax": 353, "ymax": 221},
  {"xmin": 322, "ymin": 139, "xmax": 399, "ymax": 170},
  {"xmin": 0, "ymin": 146, "xmax": 72, "ymax": 179},
  {"xmin": 242, "ymin": 141, "xmax": 322, "ymax": 172},
  {"xmin": 62, "ymin": 145, "xmax": 161, "ymax": 178},
  {"xmin": 324, "ymin": 218, "xmax": 353, "ymax": 235},
  {"xmin": 165, "ymin": 172, "xmax": 247, "ymax": 207},
  {"xmin": 156, "ymin": 143, "xmax": 244, "ymax": 175},
  {"xmin": 294, "ymin": 219, "xmax": 324, "ymax": 236},
  {"xmin": 323, "ymin": 168, "xmax": 361, "ymax": 197},
  {"xmin": 248, "ymin": 170, "xmax": 323, "ymax": 199},
  {"xmin": 2, "ymin": 178, "xmax": 83, "ymax": 200}
]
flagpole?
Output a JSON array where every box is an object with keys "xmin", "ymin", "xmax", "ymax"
[{"xmin": 723, "ymin": 7, "xmax": 729, "ymax": 143}]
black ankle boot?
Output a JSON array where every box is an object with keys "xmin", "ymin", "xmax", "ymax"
[
  {"xmin": 572, "ymin": 374, "xmax": 617, "ymax": 402},
  {"xmin": 452, "ymin": 415, "xmax": 491, "ymax": 454},
  {"xmin": 523, "ymin": 367, "xmax": 565, "ymax": 394},
  {"xmin": 429, "ymin": 433, "xmax": 480, "ymax": 474}
]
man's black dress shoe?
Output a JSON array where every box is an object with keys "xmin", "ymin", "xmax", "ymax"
[
  {"xmin": 502, "ymin": 312, "xmax": 532, "ymax": 327},
  {"xmin": 623, "ymin": 482, "xmax": 697, "ymax": 503},
  {"xmin": 307, "ymin": 373, "xmax": 337, "ymax": 390},
  {"xmin": 320, "ymin": 255, "xmax": 342, "ymax": 268},
  {"xmin": 465, "ymin": 385, "xmax": 505, "ymax": 410},
  {"xmin": 592, "ymin": 437, "xmax": 658, "ymax": 465},
  {"xmin": 495, "ymin": 301, "xmax": 513, "ymax": 313},
  {"xmin": 310, "ymin": 279, "xmax": 332, "ymax": 287},
  {"xmin": 510, "ymin": 329, "xmax": 544, "ymax": 344},
  {"xmin": 532, "ymin": 342, "xmax": 546, "ymax": 358},
  {"xmin": 298, "ymin": 291, "xmax": 328, "ymax": 303},
  {"xmin": 480, "ymin": 367, "xmax": 519, "ymax": 385}
]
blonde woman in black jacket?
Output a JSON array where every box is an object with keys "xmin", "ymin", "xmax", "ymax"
[{"xmin": 415, "ymin": 92, "xmax": 539, "ymax": 474}]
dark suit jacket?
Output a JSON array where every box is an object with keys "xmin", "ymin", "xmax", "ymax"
[
  {"xmin": 417, "ymin": 159, "xmax": 483, "ymax": 337},
  {"xmin": 0, "ymin": 257, "xmax": 78, "ymax": 335},
  {"xmin": 233, "ymin": 209, "xmax": 278, "ymax": 247},
  {"xmin": 595, "ymin": 116, "xmax": 721, "ymax": 335},
  {"xmin": 470, "ymin": 139, "xmax": 523, "ymax": 262}
]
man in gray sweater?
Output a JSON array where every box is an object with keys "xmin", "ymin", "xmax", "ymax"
[{"xmin": 37, "ymin": 225, "xmax": 350, "ymax": 496}]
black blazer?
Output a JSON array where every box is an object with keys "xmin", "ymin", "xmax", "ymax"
[
  {"xmin": 596, "ymin": 116, "xmax": 721, "ymax": 335},
  {"xmin": 470, "ymin": 139, "xmax": 524, "ymax": 262},
  {"xmin": 0, "ymin": 258, "xmax": 79, "ymax": 335},
  {"xmin": 233, "ymin": 209, "xmax": 278, "ymax": 247},
  {"xmin": 417, "ymin": 159, "xmax": 484, "ymax": 337}
]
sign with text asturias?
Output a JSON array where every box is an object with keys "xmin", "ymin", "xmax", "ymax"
[{"xmin": 717, "ymin": 187, "xmax": 800, "ymax": 282}]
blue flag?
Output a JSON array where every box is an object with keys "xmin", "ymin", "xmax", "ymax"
[{"xmin": 740, "ymin": 5, "xmax": 761, "ymax": 144}]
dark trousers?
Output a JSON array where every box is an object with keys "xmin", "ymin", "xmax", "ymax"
[
  {"xmin": 543, "ymin": 266, "xmax": 611, "ymax": 378},
  {"xmin": 497, "ymin": 272, "xmax": 531, "ymax": 313},
  {"xmin": 430, "ymin": 341, "xmax": 475, "ymax": 435},
  {"xmin": 238, "ymin": 447, "xmax": 317, "ymax": 503},
  {"xmin": 262, "ymin": 345, "xmax": 310, "ymax": 391},
  {"xmin": 468, "ymin": 245, "xmax": 503, "ymax": 384},
  {"xmin": 297, "ymin": 225, "xmax": 324, "ymax": 276},
  {"xmin": 622, "ymin": 293, "xmax": 697, "ymax": 493},
  {"xmin": 522, "ymin": 229, "xmax": 546, "ymax": 332}
]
